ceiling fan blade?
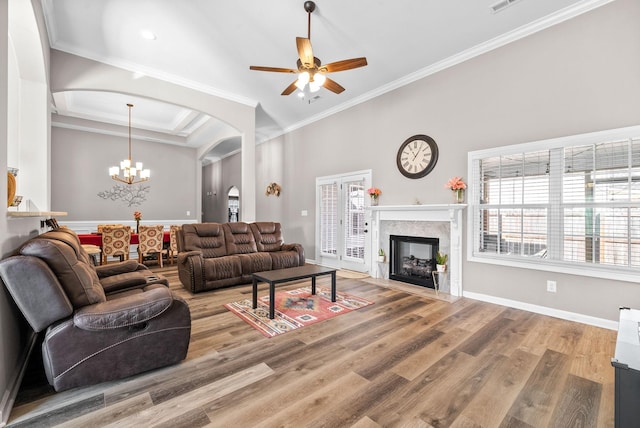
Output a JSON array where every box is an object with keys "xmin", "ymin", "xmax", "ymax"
[
  {"xmin": 296, "ymin": 37, "xmax": 314, "ymax": 68},
  {"xmin": 250, "ymin": 65, "xmax": 298, "ymax": 73},
  {"xmin": 281, "ymin": 80, "xmax": 298, "ymax": 96},
  {"xmin": 321, "ymin": 57, "xmax": 368, "ymax": 73},
  {"xmin": 323, "ymin": 77, "xmax": 345, "ymax": 94}
]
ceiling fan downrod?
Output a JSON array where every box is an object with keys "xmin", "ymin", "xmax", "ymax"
[{"xmin": 304, "ymin": 1, "xmax": 316, "ymax": 39}]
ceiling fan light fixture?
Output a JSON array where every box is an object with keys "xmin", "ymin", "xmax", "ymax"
[
  {"xmin": 313, "ymin": 72, "xmax": 326, "ymax": 86},
  {"xmin": 296, "ymin": 71, "xmax": 310, "ymax": 90}
]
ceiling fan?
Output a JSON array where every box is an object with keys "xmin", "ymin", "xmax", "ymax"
[{"xmin": 249, "ymin": 1, "xmax": 368, "ymax": 96}]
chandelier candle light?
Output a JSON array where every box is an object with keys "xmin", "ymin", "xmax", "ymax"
[
  {"xmin": 109, "ymin": 103, "xmax": 150, "ymax": 185},
  {"xmin": 367, "ymin": 187, "xmax": 381, "ymax": 206},
  {"xmin": 446, "ymin": 177, "xmax": 467, "ymax": 203}
]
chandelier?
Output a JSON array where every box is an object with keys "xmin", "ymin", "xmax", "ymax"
[{"xmin": 109, "ymin": 103, "xmax": 150, "ymax": 185}]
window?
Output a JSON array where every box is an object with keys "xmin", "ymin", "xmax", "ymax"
[{"xmin": 468, "ymin": 126, "xmax": 640, "ymax": 282}]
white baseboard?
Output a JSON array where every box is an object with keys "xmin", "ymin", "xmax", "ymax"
[
  {"xmin": 463, "ymin": 291, "xmax": 618, "ymax": 331},
  {"xmin": 0, "ymin": 331, "xmax": 38, "ymax": 427}
]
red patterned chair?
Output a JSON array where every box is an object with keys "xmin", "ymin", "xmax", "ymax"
[
  {"xmin": 101, "ymin": 225, "xmax": 132, "ymax": 264},
  {"xmin": 138, "ymin": 225, "xmax": 165, "ymax": 267}
]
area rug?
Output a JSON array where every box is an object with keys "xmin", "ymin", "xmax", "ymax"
[{"xmin": 224, "ymin": 286, "xmax": 374, "ymax": 338}]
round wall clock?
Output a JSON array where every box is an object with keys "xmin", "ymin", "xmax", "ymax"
[{"xmin": 396, "ymin": 134, "xmax": 439, "ymax": 179}]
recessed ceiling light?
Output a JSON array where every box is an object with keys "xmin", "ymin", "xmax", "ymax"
[{"xmin": 140, "ymin": 30, "xmax": 157, "ymax": 40}]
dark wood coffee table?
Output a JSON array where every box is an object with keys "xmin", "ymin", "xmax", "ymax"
[{"xmin": 252, "ymin": 265, "xmax": 337, "ymax": 319}]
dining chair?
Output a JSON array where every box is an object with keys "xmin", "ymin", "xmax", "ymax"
[
  {"xmin": 168, "ymin": 225, "xmax": 182, "ymax": 264},
  {"xmin": 101, "ymin": 225, "xmax": 132, "ymax": 264},
  {"xmin": 137, "ymin": 225, "xmax": 165, "ymax": 267},
  {"xmin": 97, "ymin": 223, "xmax": 124, "ymax": 234}
]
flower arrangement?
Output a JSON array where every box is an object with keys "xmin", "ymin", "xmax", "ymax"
[
  {"xmin": 445, "ymin": 177, "xmax": 467, "ymax": 191},
  {"xmin": 367, "ymin": 187, "xmax": 382, "ymax": 199},
  {"xmin": 445, "ymin": 177, "xmax": 467, "ymax": 203},
  {"xmin": 133, "ymin": 211, "xmax": 142, "ymax": 233}
]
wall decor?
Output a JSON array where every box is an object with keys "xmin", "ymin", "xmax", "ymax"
[
  {"xmin": 265, "ymin": 182, "xmax": 281, "ymax": 197},
  {"xmin": 396, "ymin": 134, "xmax": 439, "ymax": 179},
  {"xmin": 97, "ymin": 184, "xmax": 150, "ymax": 207}
]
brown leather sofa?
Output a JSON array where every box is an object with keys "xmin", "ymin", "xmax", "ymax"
[
  {"xmin": 0, "ymin": 228, "xmax": 191, "ymax": 392},
  {"xmin": 176, "ymin": 221, "xmax": 305, "ymax": 293}
]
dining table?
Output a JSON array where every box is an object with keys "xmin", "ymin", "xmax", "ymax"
[{"xmin": 77, "ymin": 231, "xmax": 171, "ymax": 247}]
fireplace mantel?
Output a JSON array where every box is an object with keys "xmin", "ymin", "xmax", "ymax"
[{"xmin": 368, "ymin": 204, "xmax": 466, "ymax": 296}]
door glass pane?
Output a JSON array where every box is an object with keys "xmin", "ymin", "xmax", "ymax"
[
  {"xmin": 343, "ymin": 179, "xmax": 365, "ymax": 260},
  {"xmin": 320, "ymin": 183, "xmax": 338, "ymax": 255}
]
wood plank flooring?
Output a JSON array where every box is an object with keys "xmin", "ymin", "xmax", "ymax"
[{"xmin": 7, "ymin": 265, "xmax": 617, "ymax": 427}]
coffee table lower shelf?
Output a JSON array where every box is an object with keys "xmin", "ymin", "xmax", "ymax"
[{"xmin": 252, "ymin": 265, "xmax": 337, "ymax": 319}]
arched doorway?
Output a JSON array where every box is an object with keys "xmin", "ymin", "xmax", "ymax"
[{"xmin": 228, "ymin": 186, "xmax": 239, "ymax": 222}]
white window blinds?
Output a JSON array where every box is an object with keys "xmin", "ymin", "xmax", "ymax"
[{"xmin": 470, "ymin": 127, "xmax": 640, "ymax": 277}]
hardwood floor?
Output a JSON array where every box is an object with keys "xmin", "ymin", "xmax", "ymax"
[{"xmin": 7, "ymin": 265, "xmax": 617, "ymax": 427}]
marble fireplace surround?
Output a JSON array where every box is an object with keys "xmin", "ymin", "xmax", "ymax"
[{"xmin": 369, "ymin": 204, "xmax": 466, "ymax": 296}]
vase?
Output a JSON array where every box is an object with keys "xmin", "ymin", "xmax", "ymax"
[
  {"xmin": 377, "ymin": 255, "xmax": 385, "ymax": 263},
  {"xmin": 136, "ymin": 220, "xmax": 140, "ymax": 234},
  {"xmin": 436, "ymin": 264, "xmax": 447, "ymax": 273},
  {"xmin": 453, "ymin": 189, "xmax": 465, "ymax": 204},
  {"xmin": 370, "ymin": 196, "xmax": 379, "ymax": 206}
]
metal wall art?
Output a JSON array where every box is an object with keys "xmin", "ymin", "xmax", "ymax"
[{"xmin": 98, "ymin": 184, "xmax": 150, "ymax": 207}]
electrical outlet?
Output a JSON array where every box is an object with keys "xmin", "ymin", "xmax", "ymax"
[{"xmin": 547, "ymin": 280, "xmax": 557, "ymax": 293}]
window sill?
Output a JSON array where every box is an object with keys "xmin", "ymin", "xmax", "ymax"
[{"xmin": 467, "ymin": 253, "xmax": 640, "ymax": 284}]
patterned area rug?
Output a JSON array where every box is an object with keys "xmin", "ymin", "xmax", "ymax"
[{"xmin": 225, "ymin": 286, "xmax": 374, "ymax": 338}]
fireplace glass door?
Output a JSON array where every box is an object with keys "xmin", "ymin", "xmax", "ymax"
[{"xmin": 389, "ymin": 235, "xmax": 439, "ymax": 288}]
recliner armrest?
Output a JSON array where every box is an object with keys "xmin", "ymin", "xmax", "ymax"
[
  {"xmin": 281, "ymin": 243, "xmax": 305, "ymax": 264},
  {"xmin": 178, "ymin": 250, "xmax": 203, "ymax": 259},
  {"xmin": 95, "ymin": 259, "xmax": 148, "ymax": 278},
  {"xmin": 73, "ymin": 285, "xmax": 173, "ymax": 330},
  {"xmin": 177, "ymin": 251, "xmax": 205, "ymax": 293}
]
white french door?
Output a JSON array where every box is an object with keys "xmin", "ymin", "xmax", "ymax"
[{"xmin": 316, "ymin": 170, "xmax": 372, "ymax": 272}]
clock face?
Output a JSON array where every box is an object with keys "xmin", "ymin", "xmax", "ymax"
[{"xmin": 396, "ymin": 134, "xmax": 439, "ymax": 179}]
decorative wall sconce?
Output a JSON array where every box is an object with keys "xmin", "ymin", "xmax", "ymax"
[{"xmin": 265, "ymin": 182, "xmax": 281, "ymax": 197}]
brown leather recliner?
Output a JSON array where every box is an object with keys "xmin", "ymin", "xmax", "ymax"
[{"xmin": 0, "ymin": 228, "xmax": 191, "ymax": 392}]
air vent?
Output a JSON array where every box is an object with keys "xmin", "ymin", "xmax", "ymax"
[{"xmin": 490, "ymin": 0, "xmax": 522, "ymax": 13}]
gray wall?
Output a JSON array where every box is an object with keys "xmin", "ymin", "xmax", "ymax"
[
  {"xmin": 250, "ymin": 0, "xmax": 640, "ymax": 321},
  {"xmin": 52, "ymin": 127, "xmax": 198, "ymax": 222},
  {"xmin": 202, "ymin": 153, "xmax": 243, "ymax": 223}
]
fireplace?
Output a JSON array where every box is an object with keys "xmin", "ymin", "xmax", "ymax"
[{"xmin": 389, "ymin": 235, "xmax": 439, "ymax": 288}]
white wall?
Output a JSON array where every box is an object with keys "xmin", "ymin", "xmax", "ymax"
[{"xmin": 1, "ymin": 0, "xmax": 50, "ymax": 423}]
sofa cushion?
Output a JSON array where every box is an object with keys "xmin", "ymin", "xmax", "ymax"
[
  {"xmin": 204, "ymin": 255, "xmax": 242, "ymax": 281},
  {"xmin": 20, "ymin": 230, "xmax": 106, "ymax": 307},
  {"xmin": 238, "ymin": 252, "xmax": 272, "ymax": 274},
  {"xmin": 182, "ymin": 223, "xmax": 227, "ymax": 258},
  {"xmin": 223, "ymin": 222, "xmax": 258, "ymax": 255},
  {"xmin": 250, "ymin": 222, "xmax": 284, "ymax": 252}
]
